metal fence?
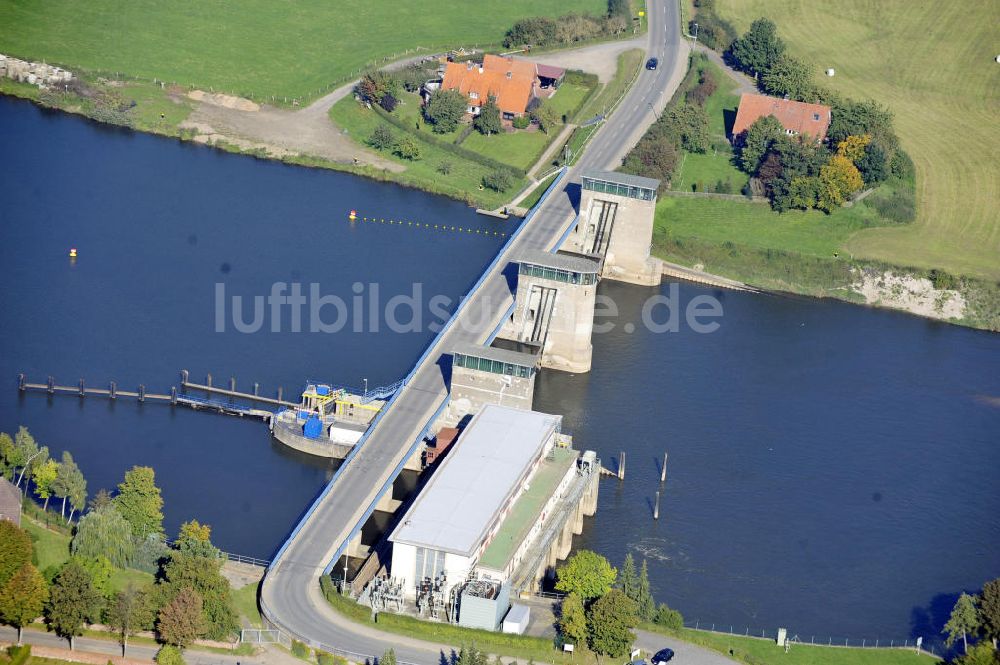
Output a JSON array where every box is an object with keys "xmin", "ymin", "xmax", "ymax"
[{"xmin": 682, "ymin": 621, "xmax": 942, "ymax": 656}]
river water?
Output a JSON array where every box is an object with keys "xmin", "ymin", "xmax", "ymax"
[{"xmin": 2, "ymin": 97, "xmax": 998, "ymax": 644}]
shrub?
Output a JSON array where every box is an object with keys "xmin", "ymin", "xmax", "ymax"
[
  {"xmin": 504, "ymin": 16, "xmax": 558, "ymax": 48},
  {"xmin": 367, "ymin": 125, "xmax": 396, "ymax": 151},
  {"xmin": 291, "ymin": 639, "xmax": 310, "ymax": 659},
  {"xmin": 155, "ymin": 645, "xmax": 185, "ymax": 665},
  {"xmin": 928, "ymin": 269, "xmax": 959, "ymax": 291},
  {"xmin": 379, "ymin": 92, "xmax": 398, "ymax": 113},
  {"xmin": 653, "ymin": 603, "xmax": 684, "ymax": 629},
  {"xmin": 686, "ymin": 69, "xmax": 717, "ymax": 106},
  {"xmin": 393, "ymin": 136, "xmax": 422, "ymax": 160},
  {"xmin": 437, "ymin": 161, "xmax": 453, "ymax": 175},
  {"xmin": 482, "ymin": 169, "xmax": 515, "ymax": 192},
  {"xmin": 864, "ymin": 183, "xmax": 916, "ymax": 224},
  {"xmin": 512, "ymin": 115, "xmax": 531, "ymax": 130},
  {"xmin": 691, "ymin": 11, "xmax": 737, "ymax": 51},
  {"xmin": 317, "ymin": 651, "xmax": 335, "ymax": 665}
]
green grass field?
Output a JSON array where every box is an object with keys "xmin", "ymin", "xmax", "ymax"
[
  {"xmin": 645, "ymin": 626, "xmax": 940, "ymax": 665},
  {"xmin": 461, "ymin": 129, "xmax": 551, "ymax": 171},
  {"xmin": 716, "ymin": 0, "xmax": 1000, "ymax": 280},
  {"xmin": 655, "ymin": 195, "xmax": 881, "ymax": 258},
  {"xmin": 0, "ymin": 0, "xmax": 605, "ymax": 101},
  {"xmin": 544, "ymin": 82, "xmax": 592, "ymax": 121}
]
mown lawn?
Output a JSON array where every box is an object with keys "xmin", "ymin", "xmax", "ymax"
[
  {"xmin": 0, "ymin": 0, "xmax": 606, "ymax": 101},
  {"xmin": 462, "ymin": 129, "xmax": 551, "ymax": 171},
  {"xmin": 544, "ymin": 82, "xmax": 592, "ymax": 121},
  {"xmin": 655, "ymin": 194, "xmax": 882, "ymax": 259},
  {"xmin": 715, "ymin": 0, "xmax": 1000, "ymax": 280},
  {"xmin": 328, "ymin": 97, "xmax": 525, "ymax": 209},
  {"xmin": 645, "ymin": 625, "xmax": 940, "ymax": 665}
]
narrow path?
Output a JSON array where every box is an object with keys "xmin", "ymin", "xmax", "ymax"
[{"xmin": 693, "ymin": 43, "xmax": 757, "ymax": 95}]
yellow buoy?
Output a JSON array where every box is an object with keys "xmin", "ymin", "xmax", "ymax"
[
  {"xmin": 69, "ymin": 248, "xmax": 78, "ymax": 258},
  {"xmin": 348, "ymin": 209, "xmax": 357, "ymax": 221}
]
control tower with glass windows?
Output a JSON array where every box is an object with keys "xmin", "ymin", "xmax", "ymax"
[
  {"xmin": 564, "ymin": 170, "xmax": 663, "ymax": 286},
  {"xmin": 498, "ymin": 249, "xmax": 600, "ymax": 373}
]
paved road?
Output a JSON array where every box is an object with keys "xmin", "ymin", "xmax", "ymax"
[{"xmin": 260, "ymin": 3, "xmax": 698, "ymax": 664}]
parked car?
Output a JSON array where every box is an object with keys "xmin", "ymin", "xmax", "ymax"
[
  {"xmin": 646, "ymin": 57, "xmax": 659, "ymax": 70},
  {"xmin": 651, "ymin": 648, "xmax": 675, "ymax": 664}
]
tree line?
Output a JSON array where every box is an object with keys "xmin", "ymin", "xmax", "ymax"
[
  {"xmin": 503, "ymin": 0, "xmax": 635, "ymax": 49},
  {"xmin": 553, "ymin": 550, "xmax": 683, "ymax": 658},
  {"xmin": 0, "ymin": 430, "xmax": 241, "ymax": 665},
  {"xmin": 1, "ymin": 427, "xmax": 87, "ymax": 523}
]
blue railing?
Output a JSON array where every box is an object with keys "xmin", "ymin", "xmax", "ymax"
[{"xmin": 304, "ymin": 378, "xmax": 406, "ymax": 404}]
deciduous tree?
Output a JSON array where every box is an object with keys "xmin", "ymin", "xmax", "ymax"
[
  {"xmin": 0, "ymin": 562, "xmax": 48, "ymax": 643},
  {"xmin": 53, "ymin": 451, "xmax": 86, "ymax": 522},
  {"xmin": 558, "ymin": 592, "xmax": 588, "ymax": 647},
  {"xmin": 176, "ymin": 521, "xmax": 221, "ymax": 560},
  {"xmin": 760, "ymin": 55, "xmax": 814, "ymax": 101},
  {"xmin": 367, "ymin": 125, "xmax": 396, "ymax": 151},
  {"xmin": 555, "ymin": 550, "xmax": 616, "ymax": 601},
  {"xmin": 72, "ymin": 504, "xmax": 135, "ymax": 568},
  {"xmin": 114, "ymin": 466, "xmax": 164, "ymax": 540},
  {"xmin": 107, "ymin": 583, "xmax": 155, "ymax": 657},
  {"xmin": 424, "ymin": 89, "xmax": 467, "ymax": 134},
  {"xmin": 0, "ymin": 521, "xmax": 32, "ymax": 588},
  {"xmin": 944, "ymin": 593, "xmax": 981, "ymax": 654},
  {"xmin": 380, "ymin": 648, "xmax": 397, "ymax": 665},
  {"xmin": 474, "ymin": 95, "xmax": 502, "ymax": 135},
  {"xmin": 587, "ymin": 589, "xmax": 638, "ymax": 658},
  {"xmin": 162, "ymin": 553, "xmax": 238, "ymax": 641},
  {"xmin": 46, "ymin": 560, "xmax": 104, "ymax": 650},
  {"xmin": 157, "ymin": 587, "xmax": 205, "ymax": 648},
  {"xmin": 729, "ymin": 18, "xmax": 785, "ymax": 78},
  {"xmin": 11, "ymin": 427, "xmax": 39, "ymax": 489},
  {"xmin": 817, "ymin": 154, "xmax": 863, "ymax": 212},
  {"xmin": 836, "ymin": 134, "xmax": 871, "ymax": 163},
  {"xmin": 738, "ymin": 115, "xmax": 783, "ymax": 173},
  {"xmin": 32, "ymin": 458, "xmax": 59, "ymax": 511},
  {"xmin": 532, "ymin": 105, "xmax": 560, "ymax": 134},
  {"xmin": 70, "ymin": 555, "xmax": 113, "ymax": 598},
  {"xmin": 856, "ymin": 140, "xmax": 888, "ymax": 185}
]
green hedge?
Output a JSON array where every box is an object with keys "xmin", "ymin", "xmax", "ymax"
[{"xmin": 372, "ymin": 105, "xmax": 527, "ymax": 177}]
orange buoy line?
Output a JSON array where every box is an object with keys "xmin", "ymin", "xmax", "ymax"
[{"xmin": 348, "ymin": 213, "xmax": 507, "ymax": 238}]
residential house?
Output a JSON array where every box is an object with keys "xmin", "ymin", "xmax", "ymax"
[
  {"xmin": 732, "ymin": 93, "xmax": 832, "ymax": 142},
  {"xmin": 435, "ymin": 54, "xmax": 565, "ymax": 120}
]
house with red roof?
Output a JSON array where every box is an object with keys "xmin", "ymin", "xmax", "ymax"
[
  {"xmin": 435, "ymin": 55, "xmax": 565, "ymax": 120},
  {"xmin": 732, "ymin": 93, "xmax": 832, "ymax": 142}
]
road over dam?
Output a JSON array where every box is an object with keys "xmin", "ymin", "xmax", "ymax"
[{"xmin": 260, "ymin": 1, "xmax": 687, "ymax": 661}]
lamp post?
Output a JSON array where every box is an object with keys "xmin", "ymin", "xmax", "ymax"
[
  {"xmin": 692, "ymin": 22, "xmax": 699, "ymax": 46},
  {"xmin": 363, "ymin": 378, "xmax": 368, "ymax": 398}
]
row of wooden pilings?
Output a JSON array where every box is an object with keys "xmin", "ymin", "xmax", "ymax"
[{"xmin": 606, "ymin": 450, "xmax": 669, "ymax": 520}]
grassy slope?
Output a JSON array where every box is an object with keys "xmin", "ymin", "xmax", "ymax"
[
  {"xmin": 232, "ymin": 581, "xmax": 262, "ymax": 627},
  {"xmin": 645, "ymin": 625, "xmax": 939, "ymax": 665},
  {"xmin": 715, "ymin": 0, "xmax": 1000, "ymax": 280},
  {"xmin": 0, "ymin": 0, "xmax": 605, "ymax": 100}
]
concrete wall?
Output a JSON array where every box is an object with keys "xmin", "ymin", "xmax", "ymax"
[
  {"xmin": 500, "ymin": 276, "xmax": 596, "ymax": 373},
  {"xmin": 567, "ymin": 189, "xmax": 663, "ymax": 287},
  {"xmin": 448, "ymin": 364, "xmax": 535, "ymax": 422}
]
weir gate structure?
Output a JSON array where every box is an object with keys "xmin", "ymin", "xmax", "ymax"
[{"xmin": 260, "ymin": 169, "xmax": 663, "ymax": 642}]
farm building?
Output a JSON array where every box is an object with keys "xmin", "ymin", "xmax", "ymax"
[{"xmin": 732, "ymin": 93, "xmax": 832, "ymax": 142}]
